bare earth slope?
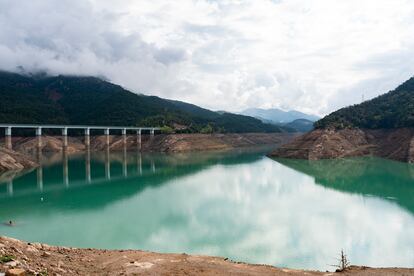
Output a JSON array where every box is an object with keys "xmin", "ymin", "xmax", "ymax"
[
  {"xmin": 0, "ymin": 237, "xmax": 412, "ymax": 276},
  {"xmin": 269, "ymin": 128, "xmax": 414, "ymax": 162},
  {"xmin": 0, "ymin": 147, "xmax": 37, "ymax": 172},
  {"xmin": 3, "ymin": 133, "xmax": 295, "ymax": 154}
]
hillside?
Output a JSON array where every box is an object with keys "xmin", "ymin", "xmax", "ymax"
[
  {"xmin": 241, "ymin": 108, "xmax": 319, "ymax": 124},
  {"xmin": 315, "ymin": 77, "xmax": 414, "ymax": 129},
  {"xmin": 0, "ymin": 71, "xmax": 286, "ymax": 133},
  {"xmin": 270, "ymin": 77, "xmax": 414, "ymax": 162},
  {"xmin": 284, "ymin": 119, "xmax": 314, "ymax": 132}
]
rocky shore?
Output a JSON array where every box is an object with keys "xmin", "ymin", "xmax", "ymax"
[
  {"xmin": 269, "ymin": 128, "xmax": 414, "ymax": 163},
  {"xmin": 0, "ymin": 236, "xmax": 412, "ymax": 276},
  {"xmin": 0, "ymin": 148, "xmax": 37, "ymax": 173},
  {"xmin": 0, "ymin": 133, "xmax": 295, "ymax": 172}
]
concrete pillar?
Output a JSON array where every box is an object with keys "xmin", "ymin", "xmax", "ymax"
[
  {"xmin": 62, "ymin": 128, "xmax": 68, "ymax": 149},
  {"xmin": 104, "ymin": 128, "xmax": 110, "ymax": 147},
  {"xmin": 36, "ymin": 127, "xmax": 42, "ymax": 149},
  {"xmin": 136, "ymin": 129, "xmax": 142, "ymax": 150},
  {"xmin": 5, "ymin": 127, "xmax": 12, "ymax": 150},
  {"xmin": 122, "ymin": 128, "xmax": 127, "ymax": 147},
  {"xmin": 84, "ymin": 128, "xmax": 90, "ymax": 147}
]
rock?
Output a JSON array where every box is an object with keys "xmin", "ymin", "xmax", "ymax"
[
  {"xmin": 5, "ymin": 268, "xmax": 25, "ymax": 276},
  {"xmin": 125, "ymin": 261, "xmax": 154, "ymax": 269},
  {"xmin": 0, "ymin": 147, "xmax": 37, "ymax": 172},
  {"xmin": 41, "ymin": 251, "xmax": 51, "ymax": 257},
  {"xmin": 4, "ymin": 261, "xmax": 18, "ymax": 267},
  {"xmin": 25, "ymin": 246, "xmax": 38, "ymax": 253}
]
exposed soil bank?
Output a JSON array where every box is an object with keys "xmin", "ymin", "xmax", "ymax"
[
  {"xmin": 0, "ymin": 133, "xmax": 295, "ymax": 173},
  {"xmin": 142, "ymin": 133, "xmax": 296, "ymax": 152},
  {"xmin": 4, "ymin": 133, "xmax": 295, "ymax": 153},
  {"xmin": 0, "ymin": 237, "xmax": 412, "ymax": 276},
  {"xmin": 0, "ymin": 147, "xmax": 37, "ymax": 172},
  {"xmin": 269, "ymin": 128, "xmax": 414, "ymax": 163}
]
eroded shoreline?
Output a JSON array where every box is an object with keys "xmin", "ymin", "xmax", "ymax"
[
  {"xmin": 0, "ymin": 236, "xmax": 412, "ymax": 276},
  {"xmin": 0, "ymin": 132, "xmax": 296, "ymax": 172}
]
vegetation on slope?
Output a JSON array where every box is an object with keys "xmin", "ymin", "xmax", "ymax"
[
  {"xmin": 0, "ymin": 71, "xmax": 288, "ymax": 133},
  {"xmin": 315, "ymin": 77, "xmax": 414, "ymax": 129}
]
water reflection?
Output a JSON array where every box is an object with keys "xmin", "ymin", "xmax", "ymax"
[
  {"xmin": 0, "ymin": 151, "xmax": 413, "ymax": 271},
  {"xmin": 274, "ymin": 157, "xmax": 414, "ymax": 214}
]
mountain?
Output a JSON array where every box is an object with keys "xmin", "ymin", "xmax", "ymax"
[
  {"xmin": 315, "ymin": 77, "xmax": 414, "ymax": 129},
  {"xmin": 270, "ymin": 76, "xmax": 414, "ymax": 163},
  {"xmin": 0, "ymin": 71, "xmax": 288, "ymax": 133},
  {"xmin": 241, "ymin": 108, "xmax": 319, "ymax": 124},
  {"xmin": 284, "ymin": 119, "xmax": 314, "ymax": 132}
]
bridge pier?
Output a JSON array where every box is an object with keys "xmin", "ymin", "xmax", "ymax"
[
  {"xmin": 85, "ymin": 128, "xmax": 90, "ymax": 148},
  {"xmin": 122, "ymin": 128, "xmax": 127, "ymax": 146},
  {"xmin": 1, "ymin": 124, "xmax": 159, "ymax": 154},
  {"xmin": 104, "ymin": 128, "xmax": 110, "ymax": 147},
  {"xmin": 5, "ymin": 127, "xmax": 12, "ymax": 150},
  {"xmin": 36, "ymin": 127, "xmax": 42, "ymax": 149},
  {"xmin": 137, "ymin": 129, "xmax": 142, "ymax": 150},
  {"xmin": 62, "ymin": 127, "xmax": 68, "ymax": 149}
]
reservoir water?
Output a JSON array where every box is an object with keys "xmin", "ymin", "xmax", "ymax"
[{"xmin": 0, "ymin": 148, "xmax": 413, "ymax": 271}]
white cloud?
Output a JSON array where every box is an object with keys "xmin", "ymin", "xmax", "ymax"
[{"xmin": 1, "ymin": 0, "xmax": 414, "ymax": 116}]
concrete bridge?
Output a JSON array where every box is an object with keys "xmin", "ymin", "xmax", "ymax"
[{"xmin": 0, "ymin": 124, "xmax": 160, "ymax": 150}]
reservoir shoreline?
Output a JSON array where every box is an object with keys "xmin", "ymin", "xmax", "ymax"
[
  {"xmin": 0, "ymin": 132, "xmax": 296, "ymax": 172},
  {"xmin": 0, "ymin": 236, "xmax": 412, "ymax": 275}
]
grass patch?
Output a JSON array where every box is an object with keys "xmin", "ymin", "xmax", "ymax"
[{"xmin": 0, "ymin": 255, "xmax": 15, "ymax": 263}]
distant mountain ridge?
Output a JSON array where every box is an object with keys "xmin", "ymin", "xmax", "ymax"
[
  {"xmin": 0, "ymin": 71, "xmax": 289, "ymax": 133},
  {"xmin": 241, "ymin": 108, "xmax": 319, "ymax": 124}
]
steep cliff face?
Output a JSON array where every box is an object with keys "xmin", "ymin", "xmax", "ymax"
[
  {"xmin": 0, "ymin": 147, "xmax": 38, "ymax": 172},
  {"xmin": 269, "ymin": 128, "xmax": 414, "ymax": 163}
]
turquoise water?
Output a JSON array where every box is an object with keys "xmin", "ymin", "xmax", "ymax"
[{"xmin": 0, "ymin": 148, "xmax": 413, "ymax": 271}]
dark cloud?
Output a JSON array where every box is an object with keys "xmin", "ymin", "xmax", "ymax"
[{"xmin": 0, "ymin": 0, "xmax": 413, "ymax": 115}]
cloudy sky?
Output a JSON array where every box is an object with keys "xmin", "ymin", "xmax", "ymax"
[{"xmin": 1, "ymin": 0, "xmax": 414, "ymax": 116}]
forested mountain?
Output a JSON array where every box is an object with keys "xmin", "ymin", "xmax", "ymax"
[
  {"xmin": 241, "ymin": 108, "xmax": 319, "ymax": 124},
  {"xmin": 315, "ymin": 77, "xmax": 414, "ymax": 129},
  {"xmin": 0, "ymin": 71, "xmax": 288, "ymax": 133},
  {"xmin": 284, "ymin": 119, "xmax": 314, "ymax": 132}
]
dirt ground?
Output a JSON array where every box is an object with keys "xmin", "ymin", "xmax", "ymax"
[{"xmin": 0, "ymin": 237, "xmax": 412, "ymax": 276}]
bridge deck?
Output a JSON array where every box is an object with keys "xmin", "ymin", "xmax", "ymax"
[{"xmin": 0, "ymin": 124, "xmax": 159, "ymax": 131}]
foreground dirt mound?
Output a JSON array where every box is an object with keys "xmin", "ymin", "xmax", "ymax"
[
  {"xmin": 0, "ymin": 237, "xmax": 411, "ymax": 276},
  {"xmin": 0, "ymin": 147, "xmax": 37, "ymax": 172},
  {"xmin": 269, "ymin": 128, "xmax": 414, "ymax": 162}
]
